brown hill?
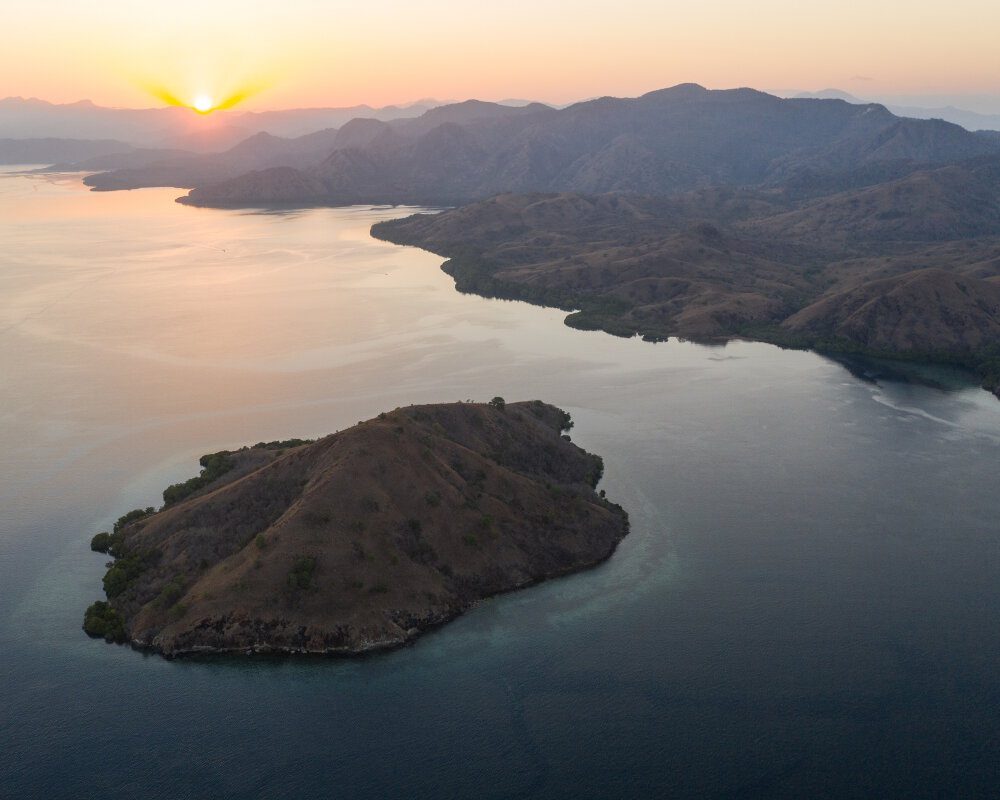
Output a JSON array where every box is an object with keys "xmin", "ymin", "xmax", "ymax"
[
  {"xmin": 745, "ymin": 160, "xmax": 1000, "ymax": 243},
  {"xmin": 372, "ymin": 183, "xmax": 1000, "ymax": 394},
  {"xmin": 372, "ymin": 192, "xmax": 816, "ymax": 339},
  {"xmin": 782, "ymin": 269, "xmax": 1000, "ymax": 353},
  {"xmin": 83, "ymin": 401, "xmax": 628, "ymax": 658}
]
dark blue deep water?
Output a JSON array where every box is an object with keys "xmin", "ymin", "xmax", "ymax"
[{"xmin": 1, "ymin": 173, "xmax": 998, "ymax": 798}]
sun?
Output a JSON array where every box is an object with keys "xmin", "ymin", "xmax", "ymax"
[
  {"xmin": 139, "ymin": 81, "xmax": 264, "ymax": 114},
  {"xmin": 192, "ymin": 94, "xmax": 213, "ymax": 113}
]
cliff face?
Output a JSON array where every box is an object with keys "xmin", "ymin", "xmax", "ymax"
[{"xmin": 85, "ymin": 401, "xmax": 628, "ymax": 658}]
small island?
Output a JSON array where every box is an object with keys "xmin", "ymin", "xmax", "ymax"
[{"xmin": 83, "ymin": 400, "xmax": 628, "ymax": 658}]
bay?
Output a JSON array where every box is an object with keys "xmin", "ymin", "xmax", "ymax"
[{"xmin": 1, "ymin": 170, "xmax": 998, "ymax": 798}]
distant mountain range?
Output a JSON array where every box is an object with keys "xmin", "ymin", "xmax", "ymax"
[
  {"xmin": 0, "ymin": 96, "xmax": 441, "ymax": 153},
  {"xmin": 0, "ymin": 137, "xmax": 134, "ymax": 166},
  {"xmin": 78, "ymin": 100, "xmax": 557, "ymax": 192},
  {"xmin": 790, "ymin": 89, "xmax": 1000, "ymax": 133},
  {"xmin": 79, "ymin": 129, "xmax": 344, "ymax": 191},
  {"xmin": 5, "ymin": 86, "xmax": 999, "ymax": 196},
  {"xmin": 176, "ymin": 84, "xmax": 999, "ymax": 208}
]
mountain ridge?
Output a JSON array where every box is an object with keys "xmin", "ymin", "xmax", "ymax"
[{"xmin": 178, "ymin": 84, "xmax": 999, "ymax": 208}]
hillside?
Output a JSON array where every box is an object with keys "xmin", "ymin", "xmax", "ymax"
[
  {"xmin": 0, "ymin": 137, "xmax": 134, "ymax": 165},
  {"xmin": 177, "ymin": 84, "xmax": 999, "ymax": 208},
  {"xmin": 745, "ymin": 159, "xmax": 1000, "ymax": 243},
  {"xmin": 782, "ymin": 269, "xmax": 1000, "ymax": 352},
  {"xmin": 0, "ymin": 96, "xmax": 437, "ymax": 147},
  {"xmin": 81, "ymin": 129, "xmax": 341, "ymax": 191},
  {"xmin": 83, "ymin": 401, "xmax": 628, "ymax": 658},
  {"xmin": 372, "ymin": 191, "xmax": 809, "ymax": 337},
  {"xmin": 372, "ymin": 173, "xmax": 1000, "ymax": 393}
]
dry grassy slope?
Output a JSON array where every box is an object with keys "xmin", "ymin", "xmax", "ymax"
[
  {"xmin": 745, "ymin": 162, "xmax": 1000, "ymax": 244},
  {"xmin": 373, "ymin": 192, "xmax": 821, "ymax": 338},
  {"xmin": 109, "ymin": 401, "xmax": 627, "ymax": 658},
  {"xmin": 373, "ymin": 166, "xmax": 1000, "ymax": 359},
  {"xmin": 782, "ymin": 269, "xmax": 1000, "ymax": 352}
]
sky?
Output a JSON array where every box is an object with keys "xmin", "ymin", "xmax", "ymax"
[{"xmin": 3, "ymin": 0, "xmax": 999, "ymax": 112}]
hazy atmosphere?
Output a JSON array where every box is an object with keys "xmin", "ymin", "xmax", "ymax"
[{"xmin": 3, "ymin": 0, "xmax": 999, "ymax": 110}]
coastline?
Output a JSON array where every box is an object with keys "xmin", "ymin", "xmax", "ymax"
[
  {"xmin": 370, "ymin": 220, "xmax": 1000, "ymax": 401},
  {"xmin": 131, "ymin": 547, "xmax": 621, "ymax": 659}
]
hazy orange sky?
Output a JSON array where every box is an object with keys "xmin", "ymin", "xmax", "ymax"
[{"xmin": 2, "ymin": 0, "xmax": 999, "ymax": 111}]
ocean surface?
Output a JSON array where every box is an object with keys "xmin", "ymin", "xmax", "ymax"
[{"xmin": 1, "ymin": 169, "xmax": 998, "ymax": 798}]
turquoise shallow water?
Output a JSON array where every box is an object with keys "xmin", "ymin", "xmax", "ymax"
[{"xmin": 1, "ymin": 171, "xmax": 999, "ymax": 798}]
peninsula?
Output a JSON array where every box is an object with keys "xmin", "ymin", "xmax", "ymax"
[
  {"xmin": 83, "ymin": 401, "xmax": 628, "ymax": 658},
  {"xmin": 371, "ymin": 183, "xmax": 1000, "ymax": 397}
]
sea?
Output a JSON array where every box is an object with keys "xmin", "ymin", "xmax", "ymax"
[{"xmin": 1, "ymin": 168, "xmax": 998, "ymax": 798}]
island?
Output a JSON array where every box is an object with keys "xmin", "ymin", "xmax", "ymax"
[{"xmin": 83, "ymin": 400, "xmax": 628, "ymax": 658}]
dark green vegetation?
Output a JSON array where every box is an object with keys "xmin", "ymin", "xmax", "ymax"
[
  {"xmin": 90, "ymin": 508, "xmax": 155, "ymax": 556},
  {"xmin": 82, "ymin": 601, "xmax": 126, "ymax": 643},
  {"xmin": 162, "ymin": 452, "xmax": 235, "ymax": 506},
  {"xmin": 288, "ymin": 556, "xmax": 317, "ymax": 591},
  {"xmin": 83, "ymin": 401, "xmax": 627, "ymax": 658}
]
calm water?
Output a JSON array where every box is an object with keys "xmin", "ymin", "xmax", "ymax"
[{"xmin": 1, "ymin": 170, "xmax": 999, "ymax": 798}]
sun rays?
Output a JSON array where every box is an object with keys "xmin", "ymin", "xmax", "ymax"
[{"xmin": 141, "ymin": 81, "xmax": 266, "ymax": 114}]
